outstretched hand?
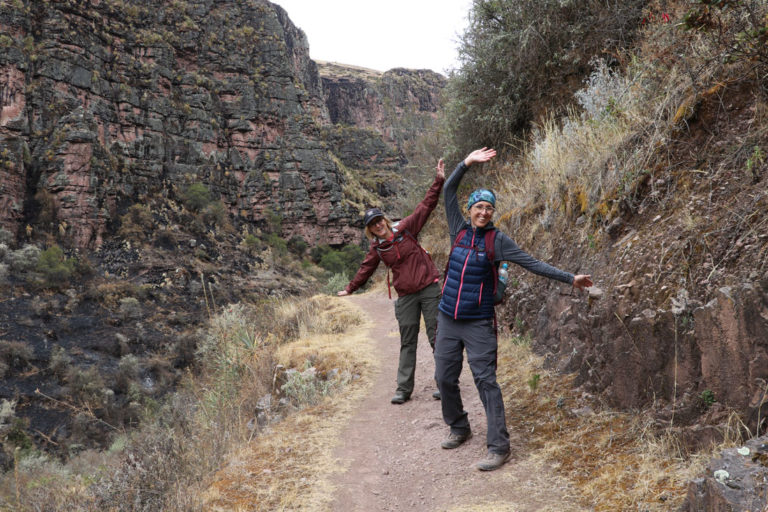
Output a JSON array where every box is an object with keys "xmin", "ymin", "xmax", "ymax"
[
  {"xmin": 436, "ymin": 158, "xmax": 445, "ymax": 180},
  {"xmin": 572, "ymin": 274, "xmax": 593, "ymax": 290},
  {"xmin": 464, "ymin": 147, "xmax": 497, "ymax": 167}
]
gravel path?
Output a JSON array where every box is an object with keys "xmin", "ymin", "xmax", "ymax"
[{"xmin": 327, "ymin": 292, "xmax": 586, "ymax": 512}]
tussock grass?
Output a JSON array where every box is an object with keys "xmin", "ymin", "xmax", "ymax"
[
  {"xmin": 201, "ymin": 296, "xmax": 375, "ymax": 511},
  {"xmin": 0, "ymin": 295, "xmax": 366, "ymax": 512}
]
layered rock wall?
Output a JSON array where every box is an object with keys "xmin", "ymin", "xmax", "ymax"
[{"xmin": 0, "ymin": 0, "xmax": 369, "ymax": 248}]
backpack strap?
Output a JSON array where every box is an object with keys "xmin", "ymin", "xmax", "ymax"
[
  {"xmin": 374, "ymin": 226, "xmax": 424, "ymax": 300},
  {"xmin": 485, "ymin": 228, "xmax": 499, "ymax": 299}
]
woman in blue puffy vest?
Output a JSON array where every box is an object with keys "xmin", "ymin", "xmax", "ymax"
[{"xmin": 435, "ymin": 147, "xmax": 593, "ymax": 471}]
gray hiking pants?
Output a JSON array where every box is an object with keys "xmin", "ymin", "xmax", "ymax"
[
  {"xmin": 393, "ymin": 282, "xmax": 440, "ymax": 396},
  {"xmin": 434, "ymin": 311, "xmax": 510, "ymax": 455}
]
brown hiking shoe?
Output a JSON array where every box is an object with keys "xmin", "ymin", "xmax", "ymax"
[
  {"xmin": 440, "ymin": 431, "xmax": 472, "ymax": 449},
  {"xmin": 475, "ymin": 451, "xmax": 511, "ymax": 471}
]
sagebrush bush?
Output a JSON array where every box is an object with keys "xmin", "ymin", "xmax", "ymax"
[
  {"xmin": 574, "ymin": 59, "xmax": 636, "ymax": 121},
  {"xmin": 280, "ymin": 364, "xmax": 334, "ymax": 406},
  {"xmin": 0, "ymin": 340, "xmax": 34, "ymax": 373},
  {"xmin": 49, "ymin": 345, "xmax": 73, "ymax": 379},
  {"xmin": 0, "ymin": 262, "xmax": 8, "ymax": 284},
  {"xmin": 118, "ymin": 297, "xmax": 142, "ymax": 320},
  {"xmin": 0, "ymin": 228, "xmax": 12, "ymax": 246},
  {"xmin": 7, "ymin": 244, "xmax": 40, "ymax": 273},
  {"xmin": 323, "ymin": 272, "xmax": 349, "ymax": 295},
  {"xmin": 0, "ymin": 242, "xmax": 8, "ymax": 261},
  {"xmin": 115, "ymin": 354, "xmax": 140, "ymax": 393},
  {"xmin": 65, "ymin": 366, "xmax": 107, "ymax": 410}
]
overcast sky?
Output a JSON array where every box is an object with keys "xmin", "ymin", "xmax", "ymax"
[{"xmin": 272, "ymin": 0, "xmax": 473, "ymax": 75}]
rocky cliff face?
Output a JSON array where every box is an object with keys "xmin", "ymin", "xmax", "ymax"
[
  {"xmin": 319, "ymin": 62, "xmax": 445, "ymax": 152},
  {"xmin": 0, "ymin": 0, "xmax": 445, "ymax": 459},
  {"xmin": 1, "ymin": 0, "xmax": 443, "ymax": 250}
]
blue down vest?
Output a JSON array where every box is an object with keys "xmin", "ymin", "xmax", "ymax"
[{"xmin": 439, "ymin": 226, "xmax": 496, "ymax": 320}]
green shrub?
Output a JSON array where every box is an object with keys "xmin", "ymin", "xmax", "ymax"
[
  {"xmin": 265, "ymin": 233, "xmax": 288, "ymax": 257},
  {"xmin": 182, "ymin": 183, "xmax": 211, "ymax": 212},
  {"xmin": 310, "ymin": 244, "xmax": 333, "ymax": 264},
  {"xmin": 338, "ymin": 244, "xmax": 365, "ymax": 272},
  {"xmin": 35, "ymin": 245, "xmax": 76, "ymax": 286},
  {"xmin": 319, "ymin": 251, "xmax": 345, "ymax": 275},
  {"xmin": 243, "ymin": 233, "xmax": 262, "ymax": 253},
  {"xmin": 263, "ymin": 208, "xmax": 283, "ymax": 234},
  {"xmin": 202, "ymin": 200, "xmax": 229, "ymax": 228},
  {"xmin": 446, "ymin": 0, "xmax": 644, "ymax": 153},
  {"xmin": 287, "ymin": 235, "xmax": 308, "ymax": 257},
  {"xmin": 313, "ymin": 244, "xmax": 364, "ymax": 277}
]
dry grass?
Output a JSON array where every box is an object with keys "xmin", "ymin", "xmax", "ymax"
[
  {"xmin": 200, "ymin": 296, "xmax": 375, "ymax": 511},
  {"xmin": 496, "ymin": 335, "xmax": 736, "ymax": 511},
  {"xmin": 486, "ymin": 18, "xmax": 724, "ymax": 251},
  {"xmin": 0, "ymin": 295, "xmax": 366, "ymax": 512}
]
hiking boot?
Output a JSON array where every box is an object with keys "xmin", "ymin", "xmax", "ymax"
[
  {"xmin": 390, "ymin": 392, "xmax": 410, "ymax": 404},
  {"xmin": 432, "ymin": 390, "xmax": 441, "ymax": 400},
  {"xmin": 440, "ymin": 431, "xmax": 472, "ymax": 449},
  {"xmin": 475, "ymin": 451, "xmax": 511, "ymax": 471}
]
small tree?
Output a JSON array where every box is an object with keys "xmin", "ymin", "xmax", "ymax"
[
  {"xmin": 183, "ymin": 183, "xmax": 211, "ymax": 212},
  {"xmin": 35, "ymin": 245, "xmax": 75, "ymax": 286}
]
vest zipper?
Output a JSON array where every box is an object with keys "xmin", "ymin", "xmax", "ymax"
[{"xmin": 454, "ymin": 230, "xmax": 476, "ymax": 319}]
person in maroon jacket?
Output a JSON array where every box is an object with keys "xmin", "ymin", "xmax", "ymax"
[{"xmin": 338, "ymin": 159, "xmax": 446, "ymax": 404}]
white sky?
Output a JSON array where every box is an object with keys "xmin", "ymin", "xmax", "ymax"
[{"xmin": 272, "ymin": 0, "xmax": 473, "ymax": 75}]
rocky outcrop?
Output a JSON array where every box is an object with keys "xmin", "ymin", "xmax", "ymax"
[
  {"xmin": 505, "ymin": 270, "xmax": 768, "ymax": 446},
  {"xmin": 1, "ymin": 0, "xmax": 395, "ymax": 249},
  {"xmin": 682, "ymin": 435, "xmax": 768, "ymax": 511},
  {"xmin": 319, "ymin": 62, "xmax": 445, "ymax": 150}
]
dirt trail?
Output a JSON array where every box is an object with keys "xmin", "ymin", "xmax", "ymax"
[{"xmin": 327, "ymin": 292, "xmax": 586, "ymax": 512}]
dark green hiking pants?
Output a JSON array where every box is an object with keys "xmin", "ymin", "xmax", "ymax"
[{"xmin": 393, "ymin": 282, "xmax": 440, "ymax": 396}]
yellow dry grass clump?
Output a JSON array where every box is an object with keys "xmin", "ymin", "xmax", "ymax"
[
  {"xmin": 200, "ymin": 296, "xmax": 376, "ymax": 511},
  {"xmin": 496, "ymin": 336, "xmax": 728, "ymax": 511}
]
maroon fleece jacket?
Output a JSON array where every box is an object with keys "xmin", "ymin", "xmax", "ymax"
[{"xmin": 345, "ymin": 175, "xmax": 444, "ymax": 297}]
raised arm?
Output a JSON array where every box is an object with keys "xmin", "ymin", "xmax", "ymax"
[
  {"xmin": 444, "ymin": 148, "xmax": 497, "ymax": 241},
  {"xmin": 401, "ymin": 159, "xmax": 446, "ymax": 235}
]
